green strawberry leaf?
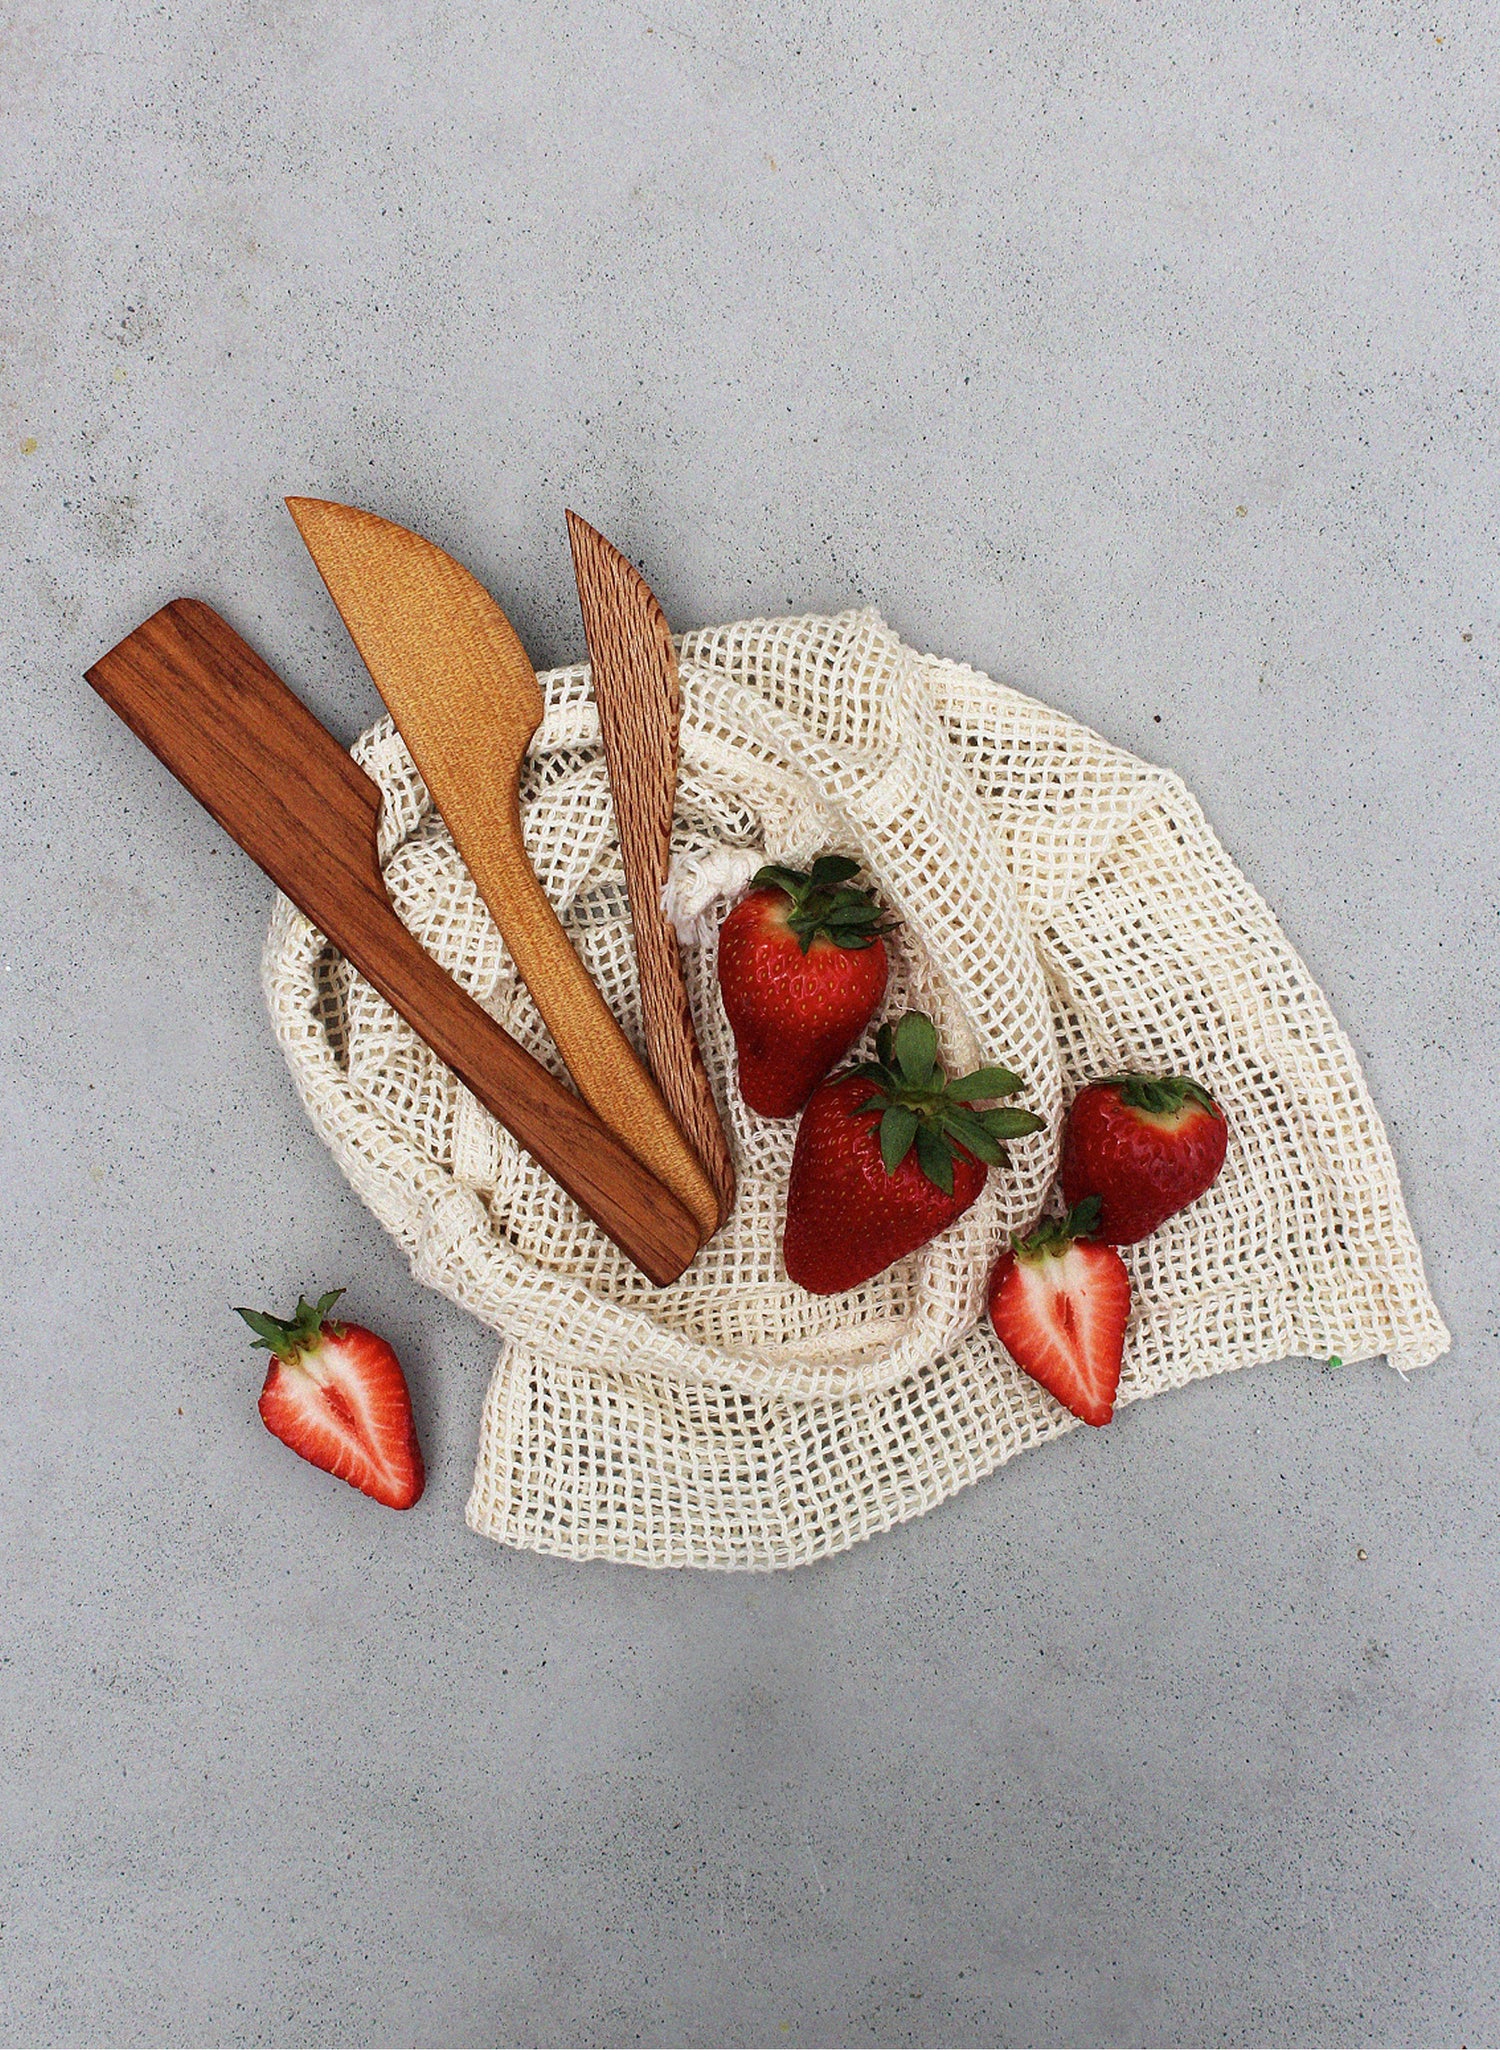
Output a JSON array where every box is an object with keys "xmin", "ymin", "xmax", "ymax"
[
  {"xmin": 945, "ymin": 1064, "xmax": 1024, "ymax": 1102},
  {"xmin": 915, "ymin": 1122, "xmax": 953, "ymax": 1195},
  {"xmin": 753, "ymin": 855, "xmax": 893, "ymax": 954},
  {"xmin": 235, "ymin": 1307, "xmax": 293, "ymax": 1354},
  {"xmin": 807, "ymin": 853, "xmax": 862, "ymax": 890},
  {"xmin": 1100, "ymin": 1072, "xmax": 1221, "ymax": 1118},
  {"xmin": 235, "ymin": 1288, "xmax": 343, "ymax": 1360},
  {"xmin": 939, "ymin": 1107, "xmax": 1007, "ymax": 1164},
  {"xmin": 823, "ymin": 890, "xmax": 879, "ymax": 916},
  {"xmin": 978, "ymin": 1106, "xmax": 1047, "ymax": 1140},
  {"xmin": 894, "ymin": 1012, "xmax": 938, "ymax": 1089},
  {"xmin": 750, "ymin": 864, "xmax": 807, "ymax": 899},
  {"xmin": 838, "ymin": 1010, "xmax": 1044, "ymax": 1201},
  {"xmin": 879, "ymin": 1105, "xmax": 919, "ymax": 1173}
]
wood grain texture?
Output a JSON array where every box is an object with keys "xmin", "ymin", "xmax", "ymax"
[
  {"xmin": 285, "ymin": 497, "xmax": 720, "ymax": 1245},
  {"xmin": 566, "ymin": 511, "xmax": 736, "ymax": 1231},
  {"xmin": 85, "ymin": 598, "xmax": 701, "ymax": 1287}
]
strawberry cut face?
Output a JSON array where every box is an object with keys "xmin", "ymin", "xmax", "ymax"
[
  {"xmin": 989, "ymin": 1242, "xmax": 1129, "ymax": 1426},
  {"xmin": 987, "ymin": 1205, "xmax": 1132, "ymax": 1428},
  {"xmin": 238, "ymin": 1292, "xmax": 425, "ymax": 1511}
]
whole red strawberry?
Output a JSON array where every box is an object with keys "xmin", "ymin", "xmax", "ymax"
[
  {"xmin": 783, "ymin": 1012, "xmax": 1044, "ymax": 1294},
  {"xmin": 1059, "ymin": 1073, "xmax": 1228, "ymax": 1244},
  {"xmin": 235, "ymin": 1289, "xmax": 425, "ymax": 1509},
  {"xmin": 717, "ymin": 854, "xmax": 892, "ymax": 1117},
  {"xmin": 988, "ymin": 1199, "xmax": 1131, "ymax": 1427}
]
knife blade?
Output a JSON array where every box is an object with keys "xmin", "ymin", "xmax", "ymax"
[
  {"xmin": 566, "ymin": 512, "xmax": 736, "ymax": 1231},
  {"xmin": 285, "ymin": 497, "xmax": 720, "ymax": 1246}
]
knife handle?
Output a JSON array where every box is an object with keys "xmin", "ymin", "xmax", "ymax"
[
  {"xmin": 85, "ymin": 600, "xmax": 701, "ymax": 1287},
  {"xmin": 318, "ymin": 859, "xmax": 705, "ymax": 1287},
  {"xmin": 455, "ymin": 821, "xmax": 723, "ymax": 1243},
  {"xmin": 621, "ymin": 867, "xmax": 737, "ymax": 1233}
]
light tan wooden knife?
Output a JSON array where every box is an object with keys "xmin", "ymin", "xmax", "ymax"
[
  {"xmin": 285, "ymin": 496, "xmax": 720, "ymax": 1245},
  {"xmin": 567, "ymin": 512, "xmax": 736, "ymax": 1231}
]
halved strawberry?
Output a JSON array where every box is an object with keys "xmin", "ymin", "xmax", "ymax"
[
  {"xmin": 235, "ymin": 1290, "xmax": 425, "ymax": 1510},
  {"xmin": 987, "ymin": 1201, "xmax": 1131, "ymax": 1427}
]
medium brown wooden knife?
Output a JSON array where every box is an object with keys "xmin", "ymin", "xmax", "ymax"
[
  {"xmin": 566, "ymin": 512, "xmax": 736, "ymax": 1230},
  {"xmin": 85, "ymin": 598, "xmax": 701, "ymax": 1286}
]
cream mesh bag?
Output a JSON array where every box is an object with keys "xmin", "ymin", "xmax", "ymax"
[{"xmin": 262, "ymin": 608, "xmax": 1448, "ymax": 1569}]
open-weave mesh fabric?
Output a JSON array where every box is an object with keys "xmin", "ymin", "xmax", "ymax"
[{"xmin": 262, "ymin": 608, "xmax": 1448, "ymax": 1570}]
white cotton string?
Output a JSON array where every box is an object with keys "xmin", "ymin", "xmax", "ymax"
[{"xmin": 659, "ymin": 846, "xmax": 764, "ymax": 948}]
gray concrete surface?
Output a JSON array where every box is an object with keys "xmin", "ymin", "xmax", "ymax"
[{"xmin": 2, "ymin": 3, "xmax": 1497, "ymax": 2044}]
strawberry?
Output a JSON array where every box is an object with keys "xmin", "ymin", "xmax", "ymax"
[
  {"xmin": 235, "ymin": 1289, "xmax": 425, "ymax": 1510},
  {"xmin": 1059, "ymin": 1073, "xmax": 1228, "ymax": 1243},
  {"xmin": 783, "ymin": 1012, "xmax": 1044, "ymax": 1294},
  {"xmin": 987, "ymin": 1200, "xmax": 1131, "ymax": 1427},
  {"xmin": 717, "ymin": 854, "xmax": 892, "ymax": 1117}
]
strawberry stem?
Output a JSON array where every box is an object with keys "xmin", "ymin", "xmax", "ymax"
[
  {"xmin": 847, "ymin": 1012, "xmax": 1044, "ymax": 1192},
  {"xmin": 1095, "ymin": 1073, "xmax": 1221, "ymax": 1118},
  {"xmin": 235, "ymin": 1289, "xmax": 345, "ymax": 1362},
  {"xmin": 751, "ymin": 854, "xmax": 894, "ymax": 954},
  {"xmin": 1012, "ymin": 1198, "xmax": 1102, "ymax": 1259}
]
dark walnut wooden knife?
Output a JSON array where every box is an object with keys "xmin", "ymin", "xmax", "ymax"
[{"xmin": 86, "ymin": 598, "xmax": 701, "ymax": 1287}]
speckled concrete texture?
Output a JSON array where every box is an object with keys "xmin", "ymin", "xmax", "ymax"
[{"xmin": 2, "ymin": 3, "xmax": 1496, "ymax": 2044}]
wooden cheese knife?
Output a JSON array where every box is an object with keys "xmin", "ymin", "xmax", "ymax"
[
  {"xmin": 566, "ymin": 512, "xmax": 736, "ymax": 1230},
  {"xmin": 85, "ymin": 598, "xmax": 701, "ymax": 1286},
  {"xmin": 284, "ymin": 497, "xmax": 721, "ymax": 1245}
]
